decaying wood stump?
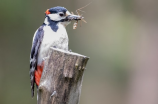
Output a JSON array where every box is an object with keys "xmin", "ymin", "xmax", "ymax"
[{"xmin": 37, "ymin": 47, "xmax": 89, "ymax": 104}]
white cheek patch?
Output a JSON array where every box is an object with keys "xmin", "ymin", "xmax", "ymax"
[
  {"xmin": 48, "ymin": 13, "xmax": 65, "ymax": 21},
  {"xmin": 48, "ymin": 14, "xmax": 60, "ymax": 21}
]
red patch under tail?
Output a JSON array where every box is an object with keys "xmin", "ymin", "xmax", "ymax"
[{"xmin": 35, "ymin": 62, "xmax": 44, "ymax": 86}]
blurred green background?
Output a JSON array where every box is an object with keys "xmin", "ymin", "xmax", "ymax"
[{"xmin": 1, "ymin": 0, "xmax": 158, "ymax": 104}]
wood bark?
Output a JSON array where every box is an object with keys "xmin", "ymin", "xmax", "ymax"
[{"xmin": 37, "ymin": 47, "xmax": 89, "ymax": 104}]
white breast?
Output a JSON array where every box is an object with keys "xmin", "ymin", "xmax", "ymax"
[{"xmin": 37, "ymin": 23, "xmax": 69, "ymax": 65}]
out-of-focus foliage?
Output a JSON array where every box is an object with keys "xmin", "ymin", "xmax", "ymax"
[{"xmin": 1, "ymin": 0, "xmax": 158, "ymax": 104}]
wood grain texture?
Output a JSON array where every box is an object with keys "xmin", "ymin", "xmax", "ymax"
[{"xmin": 37, "ymin": 47, "xmax": 89, "ymax": 104}]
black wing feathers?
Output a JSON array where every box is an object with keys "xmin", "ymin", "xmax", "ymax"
[{"xmin": 30, "ymin": 25, "xmax": 44, "ymax": 97}]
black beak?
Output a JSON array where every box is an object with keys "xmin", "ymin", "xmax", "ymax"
[{"xmin": 65, "ymin": 14, "xmax": 84, "ymax": 21}]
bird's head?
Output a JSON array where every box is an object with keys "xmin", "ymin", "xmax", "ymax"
[{"xmin": 44, "ymin": 6, "xmax": 83, "ymax": 26}]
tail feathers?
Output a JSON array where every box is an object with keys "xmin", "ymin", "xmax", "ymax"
[
  {"xmin": 31, "ymin": 76, "xmax": 35, "ymax": 97},
  {"xmin": 30, "ymin": 66, "xmax": 35, "ymax": 97},
  {"xmin": 31, "ymin": 85, "xmax": 34, "ymax": 97},
  {"xmin": 30, "ymin": 61, "xmax": 44, "ymax": 97}
]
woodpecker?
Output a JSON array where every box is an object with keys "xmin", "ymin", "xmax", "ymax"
[{"xmin": 30, "ymin": 6, "xmax": 83, "ymax": 97}]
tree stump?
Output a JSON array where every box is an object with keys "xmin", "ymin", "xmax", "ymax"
[{"xmin": 37, "ymin": 47, "xmax": 89, "ymax": 104}]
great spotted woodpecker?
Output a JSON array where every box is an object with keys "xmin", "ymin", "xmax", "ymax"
[{"xmin": 30, "ymin": 6, "xmax": 83, "ymax": 97}]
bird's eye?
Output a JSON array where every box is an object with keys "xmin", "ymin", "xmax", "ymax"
[{"xmin": 59, "ymin": 13, "xmax": 64, "ymax": 17}]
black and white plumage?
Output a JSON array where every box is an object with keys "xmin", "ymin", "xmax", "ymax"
[
  {"xmin": 30, "ymin": 25, "xmax": 44, "ymax": 97},
  {"xmin": 29, "ymin": 6, "xmax": 83, "ymax": 97}
]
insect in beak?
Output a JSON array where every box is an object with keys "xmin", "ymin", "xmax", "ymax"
[
  {"xmin": 66, "ymin": 14, "xmax": 84, "ymax": 21},
  {"xmin": 70, "ymin": 2, "xmax": 91, "ymax": 29}
]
